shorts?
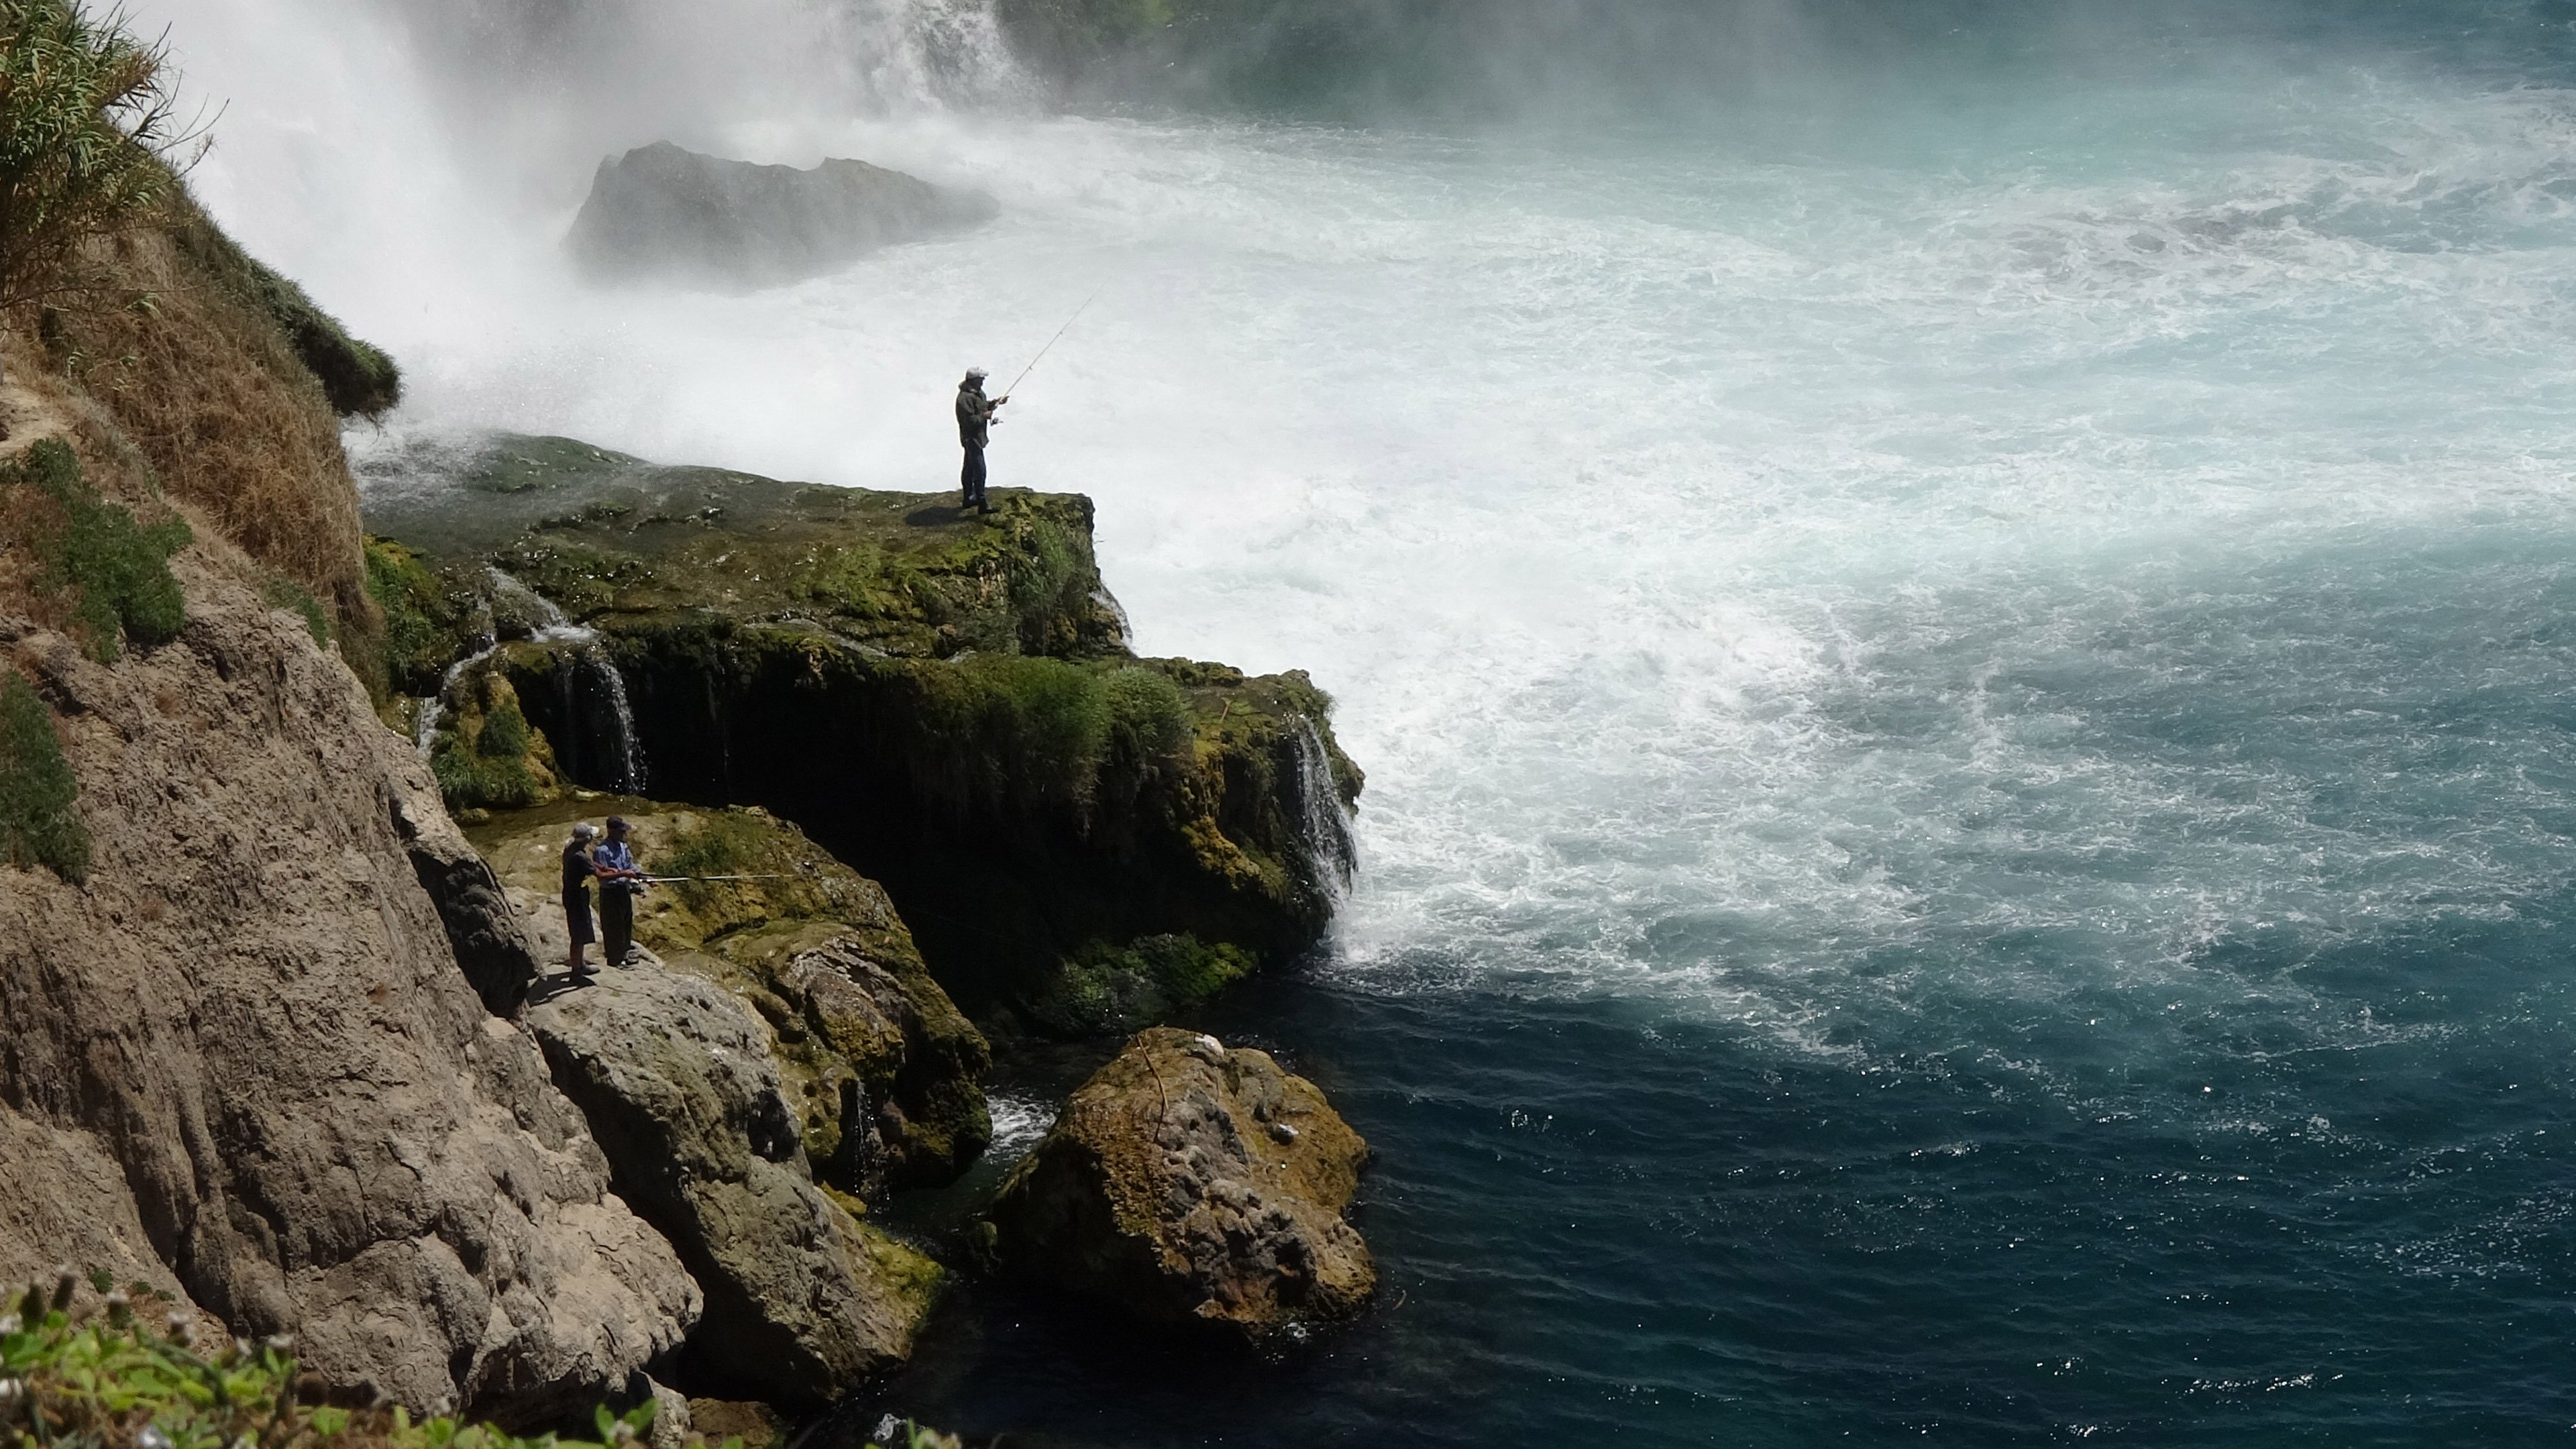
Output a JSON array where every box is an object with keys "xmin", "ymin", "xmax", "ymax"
[{"xmin": 563, "ymin": 890, "xmax": 596, "ymax": 946}]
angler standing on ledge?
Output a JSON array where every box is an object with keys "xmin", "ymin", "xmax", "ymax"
[
  {"xmin": 957, "ymin": 366, "xmax": 1006, "ymax": 515},
  {"xmin": 592, "ymin": 815, "xmax": 648, "ymax": 968}
]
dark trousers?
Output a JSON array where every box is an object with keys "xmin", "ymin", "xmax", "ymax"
[
  {"xmin": 600, "ymin": 888, "xmax": 634, "ymax": 965},
  {"xmin": 961, "ymin": 445, "xmax": 987, "ymax": 510}
]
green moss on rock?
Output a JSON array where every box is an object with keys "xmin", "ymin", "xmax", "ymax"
[
  {"xmin": 364, "ymin": 535, "xmax": 477, "ymax": 694},
  {"xmin": 429, "ymin": 664, "xmax": 560, "ymax": 813}
]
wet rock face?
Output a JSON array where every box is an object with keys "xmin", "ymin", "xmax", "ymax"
[
  {"xmin": 522, "ymin": 963, "xmax": 941, "ymax": 1407},
  {"xmin": 0, "ymin": 566, "xmax": 698, "ymax": 1424},
  {"xmin": 988, "ymin": 1028, "xmax": 1374, "ymax": 1342},
  {"xmin": 566, "ymin": 142, "xmax": 998, "ymax": 290}
]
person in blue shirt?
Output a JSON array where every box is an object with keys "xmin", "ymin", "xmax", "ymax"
[{"xmin": 590, "ymin": 815, "xmax": 649, "ymax": 968}]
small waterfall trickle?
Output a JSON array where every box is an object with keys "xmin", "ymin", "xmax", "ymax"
[
  {"xmin": 1091, "ymin": 587, "xmax": 1136, "ymax": 651},
  {"xmin": 457, "ymin": 568, "xmax": 649, "ymax": 794},
  {"xmin": 415, "ymin": 638, "xmax": 498, "ymax": 755},
  {"xmin": 1289, "ymin": 716, "xmax": 1357, "ymax": 904}
]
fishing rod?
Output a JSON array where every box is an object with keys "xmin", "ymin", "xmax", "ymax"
[
  {"xmin": 637, "ymin": 873, "xmax": 792, "ymax": 884},
  {"xmin": 1000, "ymin": 291, "xmax": 1097, "ymax": 400}
]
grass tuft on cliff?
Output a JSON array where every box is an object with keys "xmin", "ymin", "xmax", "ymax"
[
  {"xmin": 0, "ymin": 1276, "xmax": 973, "ymax": 1449},
  {"xmin": 4, "ymin": 437, "xmax": 187, "ymax": 663},
  {"xmin": 2, "ymin": 1283, "xmax": 655, "ymax": 1449},
  {"xmin": 0, "ymin": 670, "xmax": 84, "ymax": 882},
  {"xmin": 0, "ymin": 0, "xmax": 191, "ymax": 316}
]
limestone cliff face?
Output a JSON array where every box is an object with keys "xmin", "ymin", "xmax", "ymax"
[
  {"xmin": 0, "ymin": 195, "xmax": 697, "ymax": 1424},
  {"xmin": 0, "ymin": 548, "xmax": 699, "ymax": 1421}
]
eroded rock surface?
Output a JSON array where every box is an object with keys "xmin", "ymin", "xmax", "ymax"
[
  {"xmin": 0, "ymin": 564, "xmax": 698, "ymax": 1422},
  {"xmin": 566, "ymin": 142, "xmax": 996, "ymax": 289},
  {"xmin": 522, "ymin": 961, "xmax": 942, "ymax": 1407},
  {"xmin": 475, "ymin": 803, "xmax": 990, "ymax": 1195},
  {"xmin": 988, "ymin": 1027, "xmax": 1374, "ymax": 1341}
]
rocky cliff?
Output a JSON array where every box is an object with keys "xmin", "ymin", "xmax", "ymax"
[
  {"xmin": 359, "ymin": 434, "xmax": 1363, "ymax": 1034},
  {"xmin": 0, "ymin": 370, "xmax": 699, "ymax": 1419}
]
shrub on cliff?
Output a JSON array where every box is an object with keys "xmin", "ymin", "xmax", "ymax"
[
  {"xmin": 0, "ymin": 669, "xmax": 83, "ymax": 882},
  {"xmin": 5, "ymin": 437, "xmax": 188, "ymax": 663},
  {"xmin": 0, "ymin": 0, "xmax": 191, "ymax": 333},
  {"xmin": 0, "ymin": 1277, "xmax": 723, "ymax": 1449}
]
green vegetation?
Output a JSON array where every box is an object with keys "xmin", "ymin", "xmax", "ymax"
[
  {"xmin": 882, "ymin": 655, "xmax": 1193, "ymax": 820},
  {"xmin": 429, "ymin": 669, "xmax": 556, "ymax": 814},
  {"xmin": 0, "ymin": 1277, "xmax": 961, "ymax": 1449},
  {"xmin": 0, "ymin": 0, "xmax": 191, "ymax": 319},
  {"xmin": 231, "ymin": 248, "xmax": 400, "ymax": 418},
  {"xmin": 8, "ymin": 439, "xmax": 189, "ymax": 663},
  {"xmin": 362, "ymin": 538, "xmax": 463, "ymax": 694},
  {"xmin": 0, "ymin": 670, "xmax": 83, "ymax": 883},
  {"xmin": 0, "ymin": 1281, "xmax": 661, "ymax": 1449},
  {"xmin": 1028, "ymin": 932, "xmax": 1254, "ymax": 1036}
]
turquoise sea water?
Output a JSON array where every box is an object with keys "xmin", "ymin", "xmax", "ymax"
[{"xmin": 160, "ymin": 0, "xmax": 2576, "ymax": 1440}]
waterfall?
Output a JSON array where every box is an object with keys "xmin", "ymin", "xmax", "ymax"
[
  {"xmin": 1289, "ymin": 716, "xmax": 1356, "ymax": 904},
  {"xmin": 458, "ymin": 568, "xmax": 649, "ymax": 794},
  {"xmin": 1091, "ymin": 588, "xmax": 1135, "ymax": 651},
  {"xmin": 413, "ymin": 641, "xmax": 497, "ymax": 755}
]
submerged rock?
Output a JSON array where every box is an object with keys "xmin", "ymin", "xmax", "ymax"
[
  {"xmin": 987, "ymin": 1028, "xmax": 1374, "ymax": 1341},
  {"xmin": 566, "ymin": 142, "xmax": 997, "ymax": 290},
  {"xmin": 523, "ymin": 963, "xmax": 943, "ymax": 1407}
]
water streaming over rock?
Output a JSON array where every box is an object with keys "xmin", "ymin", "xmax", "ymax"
[
  {"xmin": 482, "ymin": 568, "xmax": 649, "ymax": 795},
  {"xmin": 1289, "ymin": 715, "xmax": 1356, "ymax": 905}
]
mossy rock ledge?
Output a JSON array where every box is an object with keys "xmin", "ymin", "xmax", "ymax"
[
  {"xmin": 471, "ymin": 802, "xmax": 993, "ymax": 1195},
  {"xmin": 364, "ymin": 433, "xmax": 1363, "ymax": 1034}
]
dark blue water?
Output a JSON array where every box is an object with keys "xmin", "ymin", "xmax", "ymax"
[{"xmin": 861, "ymin": 530, "xmax": 2576, "ymax": 1444}]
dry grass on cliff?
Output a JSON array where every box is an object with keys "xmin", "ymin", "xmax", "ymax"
[{"xmin": 15, "ymin": 189, "xmax": 382, "ymax": 679}]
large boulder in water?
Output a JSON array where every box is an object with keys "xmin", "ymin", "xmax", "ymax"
[
  {"xmin": 987, "ymin": 1027, "xmax": 1375, "ymax": 1342},
  {"xmin": 523, "ymin": 962, "xmax": 943, "ymax": 1406},
  {"xmin": 566, "ymin": 142, "xmax": 997, "ymax": 288}
]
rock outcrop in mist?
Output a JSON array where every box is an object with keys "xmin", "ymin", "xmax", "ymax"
[{"xmin": 565, "ymin": 142, "xmax": 998, "ymax": 290}]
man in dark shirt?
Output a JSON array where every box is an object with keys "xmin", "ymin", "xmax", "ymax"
[
  {"xmin": 956, "ymin": 368, "xmax": 1007, "ymax": 515},
  {"xmin": 591, "ymin": 815, "xmax": 647, "ymax": 968},
  {"xmin": 561, "ymin": 822, "xmax": 600, "ymax": 975}
]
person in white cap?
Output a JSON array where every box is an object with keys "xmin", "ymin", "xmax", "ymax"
[
  {"xmin": 956, "ymin": 368, "xmax": 1008, "ymax": 514},
  {"xmin": 560, "ymin": 822, "xmax": 601, "ymax": 975}
]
